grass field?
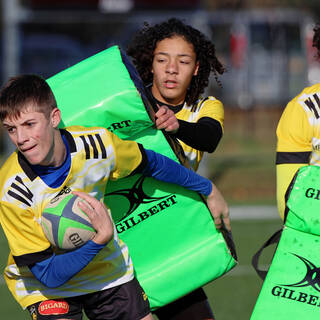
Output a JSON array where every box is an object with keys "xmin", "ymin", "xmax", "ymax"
[
  {"xmin": 204, "ymin": 216, "xmax": 282, "ymax": 320},
  {"xmin": 0, "ymin": 107, "xmax": 283, "ymax": 319}
]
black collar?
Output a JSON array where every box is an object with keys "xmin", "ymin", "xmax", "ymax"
[{"xmin": 151, "ymin": 95, "xmax": 185, "ymax": 114}]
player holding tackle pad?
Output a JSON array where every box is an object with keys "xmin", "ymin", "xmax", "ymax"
[{"xmin": 0, "ymin": 74, "xmax": 229, "ymax": 320}]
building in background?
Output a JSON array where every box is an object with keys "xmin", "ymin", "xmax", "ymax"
[
  {"xmin": 206, "ymin": 9, "xmax": 316, "ymax": 109},
  {"xmin": 1, "ymin": 1, "xmax": 317, "ymax": 109}
]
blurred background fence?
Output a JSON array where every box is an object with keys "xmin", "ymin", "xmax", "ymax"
[
  {"xmin": 1, "ymin": 0, "xmax": 320, "ymax": 319},
  {"xmin": 1, "ymin": 0, "xmax": 320, "ymax": 204}
]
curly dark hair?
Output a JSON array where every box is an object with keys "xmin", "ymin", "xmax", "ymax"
[
  {"xmin": 127, "ymin": 18, "xmax": 225, "ymax": 106},
  {"xmin": 313, "ymin": 22, "xmax": 320, "ymax": 61}
]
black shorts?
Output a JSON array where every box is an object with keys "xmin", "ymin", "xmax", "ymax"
[
  {"xmin": 153, "ymin": 287, "xmax": 214, "ymax": 320},
  {"xmin": 27, "ymin": 277, "xmax": 150, "ymax": 320}
]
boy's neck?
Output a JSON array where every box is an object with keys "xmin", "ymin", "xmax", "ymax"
[{"xmin": 51, "ymin": 130, "xmax": 67, "ymax": 167}]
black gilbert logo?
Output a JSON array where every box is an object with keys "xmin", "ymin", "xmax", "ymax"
[
  {"xmin": 105, "ymin": 176, "xmax": 177, "ymax": 234},
  {"xmin": 105, "ymin": 175, "xmax": 170, "ymax": 220},
  {"xmin": 283, "ymin": 253, "xmax": 320, "ymax": 292},
  {"xmin": 270, "ymin": 254, "xmax": 320, "ymax": 308}
]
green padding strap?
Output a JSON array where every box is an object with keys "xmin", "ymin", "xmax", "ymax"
[
  {"xmin": 251, "ymin": 227, "xmax": 320, "ymax": 319},
  {"xmin": 47, "ymin": 45, "xmax": 237, "ymax": 309}
]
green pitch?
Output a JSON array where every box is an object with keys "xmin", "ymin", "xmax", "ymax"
[
  {"xmin": 203, "ymin": 217, "xmax": 282, "ymax": 320},
  {"xmin": 0, "ymin": 216, "xmax": 282, "ymax": 319}
]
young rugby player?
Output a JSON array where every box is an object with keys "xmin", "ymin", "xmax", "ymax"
[
  {"xmin": 127, "ymin": 18, "xmax": 224, "ymax": 172},
  {"xmin": 127, "ymin": 18, "xmax": 225, "ymax": 320},
  {"xmin": 276, "ymin": 22, "xmax": 320, "ymax": 219},
  {"xmin": 0, "ymin": 74, "xmax": 230, "ymax": 320}
]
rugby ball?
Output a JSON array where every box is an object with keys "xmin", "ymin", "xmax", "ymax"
[{"xmin": 41, "ymin": 193, "xmax": 96, "ymax": 250}]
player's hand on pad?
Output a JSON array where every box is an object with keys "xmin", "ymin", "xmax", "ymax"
[
  {"xmin": 155, "ymin": 105, "xmax": 179, "ymax": 133},
  {"xmin": 72, "ymin": 191, "xmax": 114, "ymax": 245},
  {"xmin": 206, "ymin": 183, "xmax": 231, "ymax": 232}
]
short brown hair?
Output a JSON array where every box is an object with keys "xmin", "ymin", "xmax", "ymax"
[{"xmin": 0, "ymin": 74, "xmax": 57, "ymax": 122}]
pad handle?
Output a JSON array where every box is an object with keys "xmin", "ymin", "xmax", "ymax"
[{"xmin": 251, "ymin": 229, "xmax": 282, "ymax": 280}]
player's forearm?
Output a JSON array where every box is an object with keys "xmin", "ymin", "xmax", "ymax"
[
  {"xmin": 206, "ymin": 182, "xmax": 231, "ymax": 231},
  {"xmin": 142, "ymin": 149, "xmax": 212, "ymax": 196},
  {"xmin": 175, "ymin": 117, "xmax": 222, "ymax": 152},
  {"xmin": 29, "ymin": 240, "xmax": 105, "ymax": 288}
]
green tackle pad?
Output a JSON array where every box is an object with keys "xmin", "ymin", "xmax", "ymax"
[
  {"xmin": 47, "ymin": 46, "xmax": 237, "ymax": 310},
  {"xmin": 251, "ymin": 165, "xmax": 320, "ymax": 319}
]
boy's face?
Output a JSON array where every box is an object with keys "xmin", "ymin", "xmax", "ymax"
[
  {"xmin": 151, "ymin": 36, "xmax": 199, "ymax": 106},
  {"xmin": 2, "ymin": 105, "xmax": 61, "ymax": 166}
]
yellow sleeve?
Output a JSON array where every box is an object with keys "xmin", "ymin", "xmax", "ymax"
[
  {"xmin": 276, "ymin": 98, "xmax": 313, "ymax": 152},
  {"xmin": 198, "ymin": 97, "xmax": 224, "ymax": 132},
  {"xmin": 276, "ymin": 97, "xmax": 312, "ymax": 220},
  {"xmin": 108, "ymin": 132, "xmax": 142, "ymax": 180},
  {"xmin": 276, "ymin": 163, "xmax": 305, "ymax": 220},
  {"xmin": 0, "ymin": 201, "xmax": 50, "ymax": 257}
]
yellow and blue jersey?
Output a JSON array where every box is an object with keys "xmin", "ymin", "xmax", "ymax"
[{"xmin": 0, "ymin": 125, "xmax": 142, "ymax": 309}]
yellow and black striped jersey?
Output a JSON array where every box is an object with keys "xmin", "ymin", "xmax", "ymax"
[
  {"xmin": 176, "ymin": 96, "xmax": 224, "ymax": 171},
  {"xmin": 0, "ymin": 126, "xmax": 142, "ymax": 309},
  {"xmin": 276, "ymin": 83, "xmax": 320, "ymax": 219}
]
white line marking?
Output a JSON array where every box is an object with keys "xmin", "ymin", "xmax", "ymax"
[{"xmin": 230, "ymin": 206, "xmax": 281, "ymax": 220}]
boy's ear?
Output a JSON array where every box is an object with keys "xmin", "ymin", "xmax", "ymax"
[
  {"xmin": 193, "ymin": 61, "xmax": 200, "ymax": 76},
  {"xmin": 51, "ymin": 108, "xmax": 61, "ymax": 128}
]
